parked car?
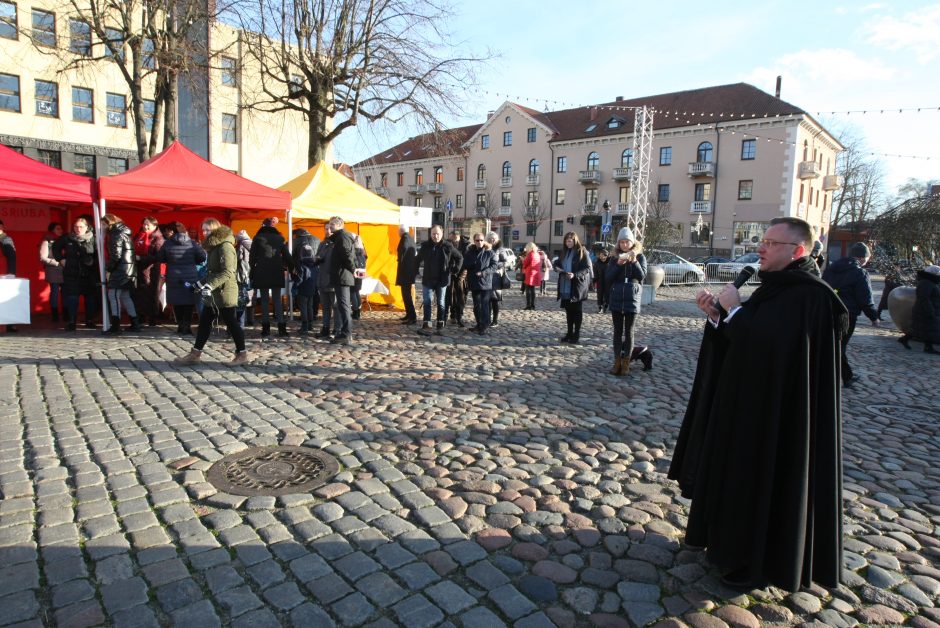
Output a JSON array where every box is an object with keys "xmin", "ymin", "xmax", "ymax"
[
  {"xmin": 690, "ymin": 255, "xmax": 731, "ymax": 265},
  {"xmin": 646, "ymin": 249, "xmax": 706, "ymax": 284},
  {"xmin": 716, "ymin": 252, "xmax": 761, "ymax": 281}
]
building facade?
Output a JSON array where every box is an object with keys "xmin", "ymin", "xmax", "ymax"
[
  {"xmin": 353, "ymin": 83, "xmax": 843, "ymax": 258},
  {"xmin": 0, "ymin": 0, "xmax": 308, "ymax": 187}
]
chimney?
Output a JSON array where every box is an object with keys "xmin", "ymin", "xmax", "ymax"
[
  {"xmin": 775, "ymin": 76, "xmax": 782, "ymax": 98},
  {"xmin": 615, "ymin": 96, "xmax": 623, "ymax": 102},
  {"xmin": 590, "ymin": 107, "xmax": 597, "ymax": 121}
]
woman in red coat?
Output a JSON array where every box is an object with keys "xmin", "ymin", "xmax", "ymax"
[{"xmin": 521, "ymin": 242, "xmax": 543, "ymax": 310}]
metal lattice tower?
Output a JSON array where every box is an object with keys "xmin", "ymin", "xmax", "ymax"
[{"xmin": 627, "ymin": 106, "xmax": 654, "ymax": 241}]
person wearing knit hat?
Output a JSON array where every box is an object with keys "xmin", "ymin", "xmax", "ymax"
[
  {"xmin": 899, "ymin": 264, "xmax": 940, "ymax": 354},
  {"xmin": 604, "ymin": 226, "xmax": 648, "ymax": 375},
  {"xmin": 822, "ymin": 242, "xmax": 879, "ymax": 386}
]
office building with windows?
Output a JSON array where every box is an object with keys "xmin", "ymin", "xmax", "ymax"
[
  {"xmin": 0, "ymin": 0, "xmax": 306, "ymax": 185},
  {"xmin": 353, "ymin": 83, "xmax": 843, "ymax": 257}
]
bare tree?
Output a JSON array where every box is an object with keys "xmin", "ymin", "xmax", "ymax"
[
  {"xmin": 523, "ymin": 197, "xmax": 549, "ymax": 237},
  {"xmin": 830, "ymin": 130, "xmax": 886, "ymax": 232},
  {"xmin": 234, "ymin": 0, "xmax": 484, "ymax": 167},
  {"xmin": 642, "ymin": 186, "xmax": 681, "ymax": 251},
  {"xmin": 870, "ymin": 193, "xmax": 940, "ymax": 266}
]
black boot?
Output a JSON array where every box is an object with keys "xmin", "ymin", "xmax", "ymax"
[
  {"xmin": 51, "ymin": 307, "xmax": 59, "ymax": 322},
  {"xmin": 261, "ymin": 322, "xmax": 271, "ymax": 338},
  {"xmin": 898, "ymin": 335, "xmax": 911, "ymax": 350},
  {"xmin": 315, "ymin": 326, "xmax": 331, "ymax": 339},
  {"xmin": 127, "ymin": 316, "xmax": 142, "ymax": 332},
  {"xmin": 105, "ymin": 316, "xmax": 123, "ymax": 334},
  {"xmin": 352, "ymin": 309, "xmax": 361, "ymax": 320},
  {"xmin": 298, "ymin": 321, "xmax": 309, "ymax": 335},
  {"xmin": 278, "ymin": 322, "xmax": 288, "ymax": 337},
  {"xmin": 435, "ymin": 320, "xmax": 445, "ymax": 336}
]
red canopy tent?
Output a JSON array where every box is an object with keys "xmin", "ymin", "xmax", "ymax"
[
  {"xmin": 0, "ymin": 143, "xmax": 95, "ymax": 315},
  {"xmin": 95, "ymin": 141, "xmax": 292, "ymax": 330}
]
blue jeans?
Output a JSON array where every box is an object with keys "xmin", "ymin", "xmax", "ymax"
[
  {"xmin": 49, "ymin": 283, "xmax": 62, "ymax": 311},
  {"xmin": 422, "ymin": 285, "xmax": 446, "ymax": 322}
]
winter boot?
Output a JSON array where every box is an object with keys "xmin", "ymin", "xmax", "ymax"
[
  {"xmin": 174, "ymin": 349, "xmax": 202, "ymax": 365},
  {"xmin": 435, "ymin": 320, "xmax": 445, "ymax": 336},
  {"xmin": 610, "ymin": 356, "xmax": 622, "ymax": 376},
  {"xmin": 261, "ymin": 322, "xmax": 271, "ymax": 338},
  {"xmin": 105, "ymin": 316, "xmax": 123, "ymax": 335},
  {"xmin": 231, "ymin": 350, "xmax": 250, "ymax": 365},
  {"xmin": 417, "ymin": 321, "xmax": 434, "ymax": 336},
  {"xmin": 617, "ymin": 352, "xmax": 630, "ymax": 376},
  {"xmin": 298, "ymin": 321, "xmax": 309, "ymax": 335},
  {"xmin": 278, "ymin": 322, "xmax": 289, "ymax": 338},
  {"xmin": 315, "ymin": 326, "xmax": 331, "ymax": 339},
  {"xmin": 127, "ymin": 316, "xmax": 142, "ymax": 332}
]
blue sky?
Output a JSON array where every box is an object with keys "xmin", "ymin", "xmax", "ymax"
[{"xmin": 332, "ymin": 0, "xmax": 940, "ymax": 193}]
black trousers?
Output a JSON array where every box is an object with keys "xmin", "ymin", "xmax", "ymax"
[
  {"xmin": 524, "ymin": 285, "xmax": 536, "ymax": 309},
  {"xmin": 471, "ymin": 289, "xmax": 492, "ymax": 329},
  {"xmin": 612, "ymin": 311, "xmax": 637, "ymax": 358},
  {"xmin": 401, "ymin": 283, "xmax": 416, "ymax": 319},
  {"xmin": 194, "ymin": 306, "xmax": 246, "ymax": 353},
  {"xmin": 173, "ymin": 304, "xmax": 195, "ymax": 331},
  {"xmin": 840, "ymin": 314, "xmax": 858, "ymax": 382},
  {"xmin": 562, "ymin": 299, "xmax": 583, "ymax": 336}
]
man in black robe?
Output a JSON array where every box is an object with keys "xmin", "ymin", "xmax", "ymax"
[{"xmin": 668, "ymin": 216, "xmax": 848, "ymax": 593}]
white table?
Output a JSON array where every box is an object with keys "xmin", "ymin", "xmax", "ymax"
[
  {"xmin": 0, "ymin": 278, "xmax": 31, "ymax": 324},
  {"xmin": 359, "ymin": 276, "xmax": 390, "ymax": 310}
]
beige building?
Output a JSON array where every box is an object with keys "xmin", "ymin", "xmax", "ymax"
[
  {"xmin": 354, "ymin": 83, "xmax": 843, "ymax": 257},
  {"xmin": 0, "ymin": 0, "xmax": 308, "ymax": 187}
]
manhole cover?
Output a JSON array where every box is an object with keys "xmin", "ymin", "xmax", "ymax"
[
  {"xmin": 206, "ymin": 446, "xmax": 339, "ymax": 496},
  {"xmin": 866, "ymin": 404, "xmax": 937, "ymax": 426}
]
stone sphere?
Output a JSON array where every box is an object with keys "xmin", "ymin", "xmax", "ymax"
[
  {"xmin": 645, "ymin": 265, "xmax": 665, "ymax": 290},
  {"xmin": 887, "ymin": 286, "xmax": 915, "ymax": 335}
]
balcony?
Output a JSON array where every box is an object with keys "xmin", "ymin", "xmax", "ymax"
[
  {"xmin": 822, "ymin": 174, "xmax": 843, "ymax": 191},
  {"xmin": 375, "ymin": 186, "xmax": 389, "ymax": 198},
  {"xmin": 690, "ymin": 201, "xmax": 712, "ymax": 213},
  {"xmin": 688, "ymin": 162, "xmax": 715, "ymax": 177},
  {"xmin": 500, "ymin": 176, "xmax": 513, "ymax": 188},
  {"xmin": 581, "ymin": 203, "xmax": 598, "ymax": 214},
  {"xmin": 612, "ymin": 167, "xmax": 633, "ymax": 181},
  {"xmin": 798, "ymin": 161, "xmax": 821, "ymax": 179},
  {"xmin": 525, "ymin": 174, "xmax": 540, "ymax": 186},
  {"xmin": 578, "ymin": 170, "xmax": 601, "ymax": 184},
  {"xmin": 615, "ymin": 202, "xmax": 631, "ymax": 213},
  {"xmin": 408, "ymin": 184, "xmax": 426, "ymax": 195},
  {"xmin": 498, "ymin": 206, "xmax": 512, "ymax": 217},
  {"xmin": 797, "ymin": 202, "xmax": 807, "ymax": 218},
  {"xmin": 426, "ymin": 182, "xmax": 444, "ymax": 194},
  {"xmin": 474, "ymin": 179, "xmax": 487, "ymax": 190},
  {"xmin": 475, "ymin": 205, "xmax": 488, "ymax": 217}
]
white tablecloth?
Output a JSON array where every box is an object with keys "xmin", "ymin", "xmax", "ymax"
[
  {"xmin": 0, "ymin": 278, "xmax": 31, "ymax": 324},
  {"xmin": 360, "ymin": 276, "xmax": 390, "ymax": 296}
]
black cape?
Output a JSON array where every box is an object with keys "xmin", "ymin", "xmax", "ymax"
[{"xmin": 668, "ymin": 257, "xmax": 848, "ymax": 592}]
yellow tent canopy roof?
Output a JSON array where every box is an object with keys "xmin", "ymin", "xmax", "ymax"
[{"xmin": 280, "ymin": 162, "xmax": 401, "ymax": 225}]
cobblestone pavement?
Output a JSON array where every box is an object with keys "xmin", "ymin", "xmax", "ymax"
[{"xmin": 0, "ymin": 285, "xmax": 938, "ymax": 628}]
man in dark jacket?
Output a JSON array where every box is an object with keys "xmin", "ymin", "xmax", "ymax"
[
  {"xmin": 327, "ymin": 217, "xmax": 356, "ymax": 344},
  {"xmin": 822, "ymin": 242, "xmax": 878, "ymax": 386},
  {"xmin": 292, "ymin": 228, "xmax": 321, "ymax": 333},
  {"xmin": 416, "ymin": 225, "xmax": 462, "ymax": 335},
  {"xmin": 250, "ymin": 217, "xmax": 293, "ymax": 338},
  {"xmin": 396, "ymin": 225, "xmax": 419, "ymax": 324},
  {"xmin": 0, "ymin": 219, "xmax": 18, "ymax": 332},
  {"xmin": 445, "ymin": 230, "xmax": 468, "ymax": 326}
]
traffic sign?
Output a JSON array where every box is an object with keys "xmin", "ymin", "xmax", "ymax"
[
  {"xmin": 445, "ymin": 200, "xmax": 453, "ymax": 210},
  {"xmin": 601, "ymin": 223, "xmax": 612, "ymax": 234}
]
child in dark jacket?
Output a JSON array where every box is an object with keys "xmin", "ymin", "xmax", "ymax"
[{"xmin": 593, "ymin": 248, "xmax": 610, "ymax": 313}]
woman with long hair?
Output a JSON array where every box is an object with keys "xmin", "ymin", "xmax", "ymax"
[
  {"xmin": 605, "ymin": 228, "xmax": 648, "ymax": 375},
  {"xmin": 133, "ymin": 216, "xmax": 165, "ymax": 326},
  {"xmin": 485, "ymin": 231, "xmax": 512, "ymax": 327},
  {"xmin": 53, "ymin": 217, "xmax": 99, "ymax": 330},
  {"xmin": 175, "ymin": 218, "xmax": 248, "ymax": 365},
  {"xmin": 39, "ymin": 222, "xmax": 65, "ymax": 321},
  {"xmin": 102, "ymin": 214, "xmax": 140, "ymax": 333},
  {"xmin": 521, "ymin": 242, "xmax": 543, "ymax": 310},
  {"xmin": 554, "ymin": 232, "xmax": 592, "ymax": 343}
]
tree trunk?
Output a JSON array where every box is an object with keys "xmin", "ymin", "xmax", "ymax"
[{"xmin": 307, "ymin": 107, "xmax": 330, "ymax": 168}]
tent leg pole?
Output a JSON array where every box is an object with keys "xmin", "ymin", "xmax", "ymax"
[
  {"xmin": 95, "ymin": 200, "xmax": 108, "ymax": 332},
  {"xmin": 287, "ymin": 210, "xmax": 293, "ymax": 321}
]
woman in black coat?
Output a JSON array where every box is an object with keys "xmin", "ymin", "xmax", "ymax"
[
  {"xmin": 53, "ymin": 216, "xmax": 99, "ymax": 331},
  {"xmin": 102, "ymin": 214, "xmax": 139, "ymax": 333},
  {"xmin": 134, "ymin": 216, "xmax": 165, "ymax": 326},
  {"xmin": 900, "ymin": 264, "xmax": 940, "ymax": 354},
  {"xmin": 157, "ymin": 221, "xmax": 207, "ymax": 335},
  {"xmin": 249, "ymin": 217, "xmax": 293, "ymax": 338},
  {"xmin": 605, "ymin": 227, "xmax": 648, "ymax": 375},
  {"xmin": 463, "ymin": 234, "xmax": 497, "ymax": 335},
  {"xmin": 554, "ymin": 231, "xmax": 592, "ymax": 343}
]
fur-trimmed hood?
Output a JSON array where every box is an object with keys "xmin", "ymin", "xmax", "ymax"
[{"xmin": 203, "ymin": 225, "xmax": 234, "ymax": 251}]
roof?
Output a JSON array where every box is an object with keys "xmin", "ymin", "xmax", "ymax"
[
  {"xmin": 0, "ymin": 143, "xmax": 94, "ymax": 207},
  {"xmin": 354, "ymin": 124, "xmax": 482, "ymax": 168},
  {"xmin": 280, "ymin": 162, "xmax": 400, "ymax": 224},
  {"xmin": 97, "ymin": 141, "xmax": 291, "ymax": 213}
]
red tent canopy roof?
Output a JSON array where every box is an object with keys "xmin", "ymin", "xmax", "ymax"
[
  {"xmin": 96, "ymin": 141, "xmax": 291, "ymax": 213},
  {"xmin": 0, "ymin": 143, "xmax": 94, "ymax": 207}
]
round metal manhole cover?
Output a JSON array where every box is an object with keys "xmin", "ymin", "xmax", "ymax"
[
  {"xmin": 866, "ymin": 404, "xmax": 937, "ymax": 426},
  {"xmin": 206, "ymin": 446, "xmax": 339, "ymax": 496}
]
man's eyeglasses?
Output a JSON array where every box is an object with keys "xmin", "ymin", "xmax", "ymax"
[{"xmin": 759, "ymin": 239, "xmax": 799, "ymax": 247}]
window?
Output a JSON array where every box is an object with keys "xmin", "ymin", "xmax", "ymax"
[
  {"xmin": 476, "ymin": 193, "xmax": 486, "ymax": 208},
  {"xmin": 31, "ymin": 9, "xmax": 54, "ymax": 47},
  {"xmin": 106, "ymin": 92, "xmax": 126, "ymax": 127},
  {"xmin": 619, "ymin": 187, "xmax": 631, "ymax": 204},
  {"xmin": 221, "ymin": 113, "xmax": 237, "ymax": 143},
  {"xmin": 455, "ymin": 194, "xmax": 463, "ymax": 208},
  {"xmin": 554, "ymin": 220, "xmax": 563, "ymax": 236},
  {"xmin": 104, "ymin": 27, "xmax": 123, "ymax": 59},
  {"xmin": 586, "ymin": 151, "xmax": 599, "ymax": 171},
  {"xmin": 0, "ymin": 2, "xmax": 17, "ymax": 40},
  {"xmin": 526, "ymin": 191, "xmax": 539, "ymax": 207},
  {"xmin": 528, "ymin": 159, "xmax": 539, "ymax": 176},
  {"xmin": 71, "ymin": 87, "xmax": 93, "ymax": 122},
  {"xmin": 456, "ymin": 167, "xmax": 464, "ymax": 182},
  {"xmin": 585, "ymin": 123, "xmax": 597, "ymax": 133},
  {"xmin": 501, "ymin": 191, "xmax": 511, "ymax": 207},
  {"xmin": 694, "ymin": 182, "xmax": 711, "ymax": 202},
  {"xmin": 657, "ymin": 184, "xmax": 670, "ymax": 202},
  {"xmin": 143, "ymin": 99, "xmax": 155, "ymax": 131},
  {"xmin": 37, "ymin": 149, "xmax": 60, "ymax": 168},
  {"xmin": 473, "ymin": 164, "xmax": 484, "ymax": 182},
  {"xmin": 659, "ymin": 146, "xmax": 672, "ymax": 166},
  {"xmin": 738, "ymin": 180, "xmax": 753, "ymax": 200},
  {"xmin": 434, "ymin": 196, "xmax": 442, "ymax": 209},
  {"xmin": 142, "ymin": 37, "xmax": 156, "ymax": 69},
  {"xmin": 527, "ymin": 127, "xmax": 536, "ymax": 143},
  {"xmin": 503, "ymin": 131, "xmax": 512, "ymax": 146},
  {"xmin": 697, "ymin": 142, "xmax": 713, "ymax": 163},
  {"xmin": 433, "ymin": 166, "xmax": 443, "ymax": 183},
  {"xmin": 555, "ymin": 189, "xmax": 565, "ymax": 205},
  {"xmin": 481, "ymin": 134, "xmax": 489, "ymax": 149},
  {"xmin": 107, "ymin": 157, "xmax": 128, "ymax": 174},
  {"xmin": 220, "ymin": 56, "xmax": 237, "ymax": 87},
  {"xmin": 690, "ymin": 222, "xmax": 711, "ymax": 247},
  {"xmin": 585, "ymin": 188, "xmax": 597, "ymax": 205},
  {"xmin": 396, "ymin": 172, "xmax": 404, "ymax": 186},
  {"xmin": 526, "ymin": 222, "xmax": 536, "ymax": 236},
  {"xmin": 607, "ymin": 117, "xmax": 623, "ymax": 129},
  {"xmin": 380, "ymin": 172, "xmax": 388, "ymax": 186},
  {"xmin": 557, "ymin": 156, "xmax": 567, "ymax": 173},
  {"xmin": 741, "ymin": 139, "xmax": 756, "ymax": 160},
  {"xmin": 365, "ymin": 175, "xmax": 372, "ymax": 188},
  {"xmin": 69, "ymin": 19, "xmax": 90, "ymax": 56},
  {"xmin": 414, "ymin": 168, "xmax": 423, "ymax": 184},
  {"xmin": 0, "ymin": 73, "xmax": 20, "ymax": 112},
  {"xmin": 621, "ymin": 148, "xmax": 633, "ymax": 169},
  {"xmin": 414, "ymin": 197, "xmax": 422, "ymax": 207},
  {"xmin": 501, "ymin": 161, "xmax": 511, "ymax": 177},
  {"xmin": 35, "ymin": 80, "xmax": 57, "ymax": 116},
  {"xmin": 73, "ymin": 153, "xmax": 96, "ymax": 177}
]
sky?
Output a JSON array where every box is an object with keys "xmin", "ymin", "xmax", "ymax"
[{"xmin": 330, "ymin": 0, "xmax": 940, "ymax": 195}]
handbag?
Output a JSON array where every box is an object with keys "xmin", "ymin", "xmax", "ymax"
[{"xmin": 500, "ymin": 273, "xmax": 511, "ymax": 290}]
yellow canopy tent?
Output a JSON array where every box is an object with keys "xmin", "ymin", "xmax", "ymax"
[{"xmin": 233, "ymin": 163, "xmax": 403, "ymax": 309}]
